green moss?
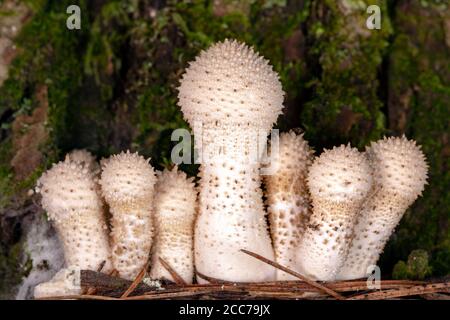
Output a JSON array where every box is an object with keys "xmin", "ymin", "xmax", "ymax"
[
  {"xmin": 381, "ymin": 1, "xmax": 450, "ymax": 277},
  {"xmin": 392, "ymin": 250, "xmax": 432, "ymax": 280},
  {"xmin": 0, "ymin": 242, "xmax": 31, "ymax": 298},
  {"xmin": 301, "ymin": 0, "xmax": 392, "ymax": 149}
]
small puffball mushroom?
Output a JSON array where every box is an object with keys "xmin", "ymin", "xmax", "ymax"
[
  {"xmin": 65, "ymin": 149, "xmax": 100, "ymax": 176},
  {"xmin": 264, "ymin": 130, "xmax": 313, "ymax": 280},
  {"xmin": 296, "ymin": 145, "xmax": 373, "ymax": 281},
  {"xmin": 34, "ymin": 159, "xmax": 112, "ymax": 298},
  {"xmin": 178, "ymin": 39, "xmax": 284, "ymax": 282},
  {"xmin": 150, "ymin": 167, "xmax": 197, "ymax": 284},
  {"xmin": 337, "ymin": 136, "xmax": 428, "ymax": 280},
  {"xmin": 36, "ymin": 159, "xmax": 112, "ymax": 270},
  {"xmin": 100, "ymin": 151, "xmax": 156, "ymax": 280}
]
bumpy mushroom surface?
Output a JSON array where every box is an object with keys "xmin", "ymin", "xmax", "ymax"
[
  {"xmin": 150, "ymin": 167, "xmax": 197, "ymax": 284},
  {"xmin": 100, "ymin": 151, "xmax": 156, "ymax": 280},
  {"xmin": 296, "ymin": 145, "xmax": 372, "ymax": 281},
  {"xmin": 337, "ymin": 136, "xmax": 428, "ymax": 280},
  {"xmin": 264, "ymin": 131, "xmax": 313, "ymax": 280},
  {"xmin": 177, "ymin": 39, "xmax": 284, "ymax": 282}
]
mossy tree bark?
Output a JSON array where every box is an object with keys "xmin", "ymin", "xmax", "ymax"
[{"xmin": 0, "ymin": 0, "xmax": 448, "ymax": 297}]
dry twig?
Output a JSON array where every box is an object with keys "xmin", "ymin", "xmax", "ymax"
[
  {"xmin": 120, "ymin": 259, "xmax": 151, "ymax": 298},
  {"xmin": 159, "ymin": 257, "xmax": 187, "ymax": 286},
  {"xmin": 240, "ymin": 249, "xmax": 345, "ymax": 300}
]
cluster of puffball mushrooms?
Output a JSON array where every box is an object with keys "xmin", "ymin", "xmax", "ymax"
[{"xmin": 33, "ymin": 40, "xmax": 428, "ymax": 298}]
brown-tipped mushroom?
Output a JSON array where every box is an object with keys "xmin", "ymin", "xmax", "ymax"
[{"xmin": 264, "ymin": 131, "xmax": 313, "ymax": 280}]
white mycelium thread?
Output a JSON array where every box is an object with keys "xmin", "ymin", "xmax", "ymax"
[
  {"xmin": 34, "ymin": 158, "xmax": 112, "ymax": 298},
  {"xmin": 337, "ymin": 136, "xmax": 428, "ymax": 280},
  {"xmin": 296, "ymin": 145, "xmax": 373, "ymax": 281},
  {"xmin": 177, "ymin": 39, "xmax": 284, "ymax": 282},
  {"xmin": 150, "ymin": 167, "xmax": 197, "ymax": 284},
  {"xmin": 100, "ymin": 151, "xmax": 156, "ymax": 280},
  {"xmin": 264, "ymin": 131, "xmax": 313, "ymax": 280}
]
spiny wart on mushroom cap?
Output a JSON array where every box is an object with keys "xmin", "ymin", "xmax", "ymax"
[
  {"xmin": 296, "ymin": 144, "xmax": 373, "ymax": 281},
  {"xmin": 367, "ymin": 135, "xmax": 428, "ymax": 199},
  {"xmin": 177, "ymin": 39, "xmax": 284, "ymax": 131},
  {"xmin": 99, "ymin": 150, "xmax": 157, "ymax": 280},
  {"xmin": 35, "ymin": 156, "xmax": 112, "ymax": 298},
  {"xmin": 150, "ymin": 167, "xmax": 198, "ymax": 284},
  {"xmin": 100, "ymin": 150, "xmax": 156, "ymax": 204},
  {"xmin": 264, "ymin": 130, "xmax": 314, "ymax": 280},
  {"xmin": 337, "ymin": 136, "xmax": 428, "ymax": 280}
]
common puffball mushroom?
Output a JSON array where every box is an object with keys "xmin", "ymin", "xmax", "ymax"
[
  {"xmin": 177, "ymin": 39, "xmax": 284, "ymax": 282},
  {"xmin": 34, "ymin": 158, "xmax": 112, "ymax": 298},
  {"xmin": 150, "ymin": 167, "xmax": 197, "ymax": 284},
  {"xmin": 295, "ymin": 145, "xmax": 373, "ymax": 281},
  {"xmin": 337, "ymin": 136, "xmax": 428, "ymax": 280},
  {"xmin": 264, "ymin": 130, "xmax": 313, "ymax": 280},
  {"xmin": 100, "ymin": 151, "xmax": 156, "ymax": 280}
]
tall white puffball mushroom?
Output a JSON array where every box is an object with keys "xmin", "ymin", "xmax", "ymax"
[
  {"xmin": 100, "ymin": 151, "xmax": 156, "ymax": 280},
  {"xmin": 337, "ymin": 136, "xmax": 428, "ymax": 280},
  {"xmin": 264, "ymin": 130, "xmax": 313, "ymax": 280},
  {"xmin": 296, "ymin": 145, "xmax": 373, "ymax": 281},
  {"xmin": 177, "ymin": 39, "xmax": 284, "ymax": 282},
  {"xmin": 150, "ymin": 167, "xmax": 197, "ymax": 284},
  {"xmin": 34, "ymin": 158, "xmax": 112, "ymax": 298}
]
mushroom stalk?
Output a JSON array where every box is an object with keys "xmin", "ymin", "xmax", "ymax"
[
  {"xmin": 100, "ymin": 151, "xmax": 156, "ymax": 280},
  {"xmin": 177, "ymin": 39, "xmax": 284, "ymax": 282},
  {"xmin": 337, "ymin": 136, "xmax": 428, "ymax": 280},
  {"xmin": 295, "ymin": 145, "xmax": 372, "ymax": 281},
  {"xmin": 264, "ymin": 131, "xmax": 313, "ymax": 280},
  {"xmin": 150, "ymin": 167, "xmax": 197, "ymax": 284}
]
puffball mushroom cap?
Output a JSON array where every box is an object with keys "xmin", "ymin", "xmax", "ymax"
[
  {"xmin": 36, "ymin": 160, "xmax": 101, "ymax": 223},
  {"xmin": 153, "ymin": 168, "xmax": 197, "ymax": 220},
  {"xmin": 367, "ymin": 136, "xmax": 428, "ymax": 200},
  {"xmin": 150, "ymin": 167, "xmax": 197, "ymax": 283},
  {"xmin": 177, "ymin": 39, "xmax": 284, "ymax": 131},
  {"xmin": 100, "ymin": 151, "xmax": 156, "ymax": 204},
  {"xmin": 307, "ymin": 145, "xmax": 373, "ymax": 203}
]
